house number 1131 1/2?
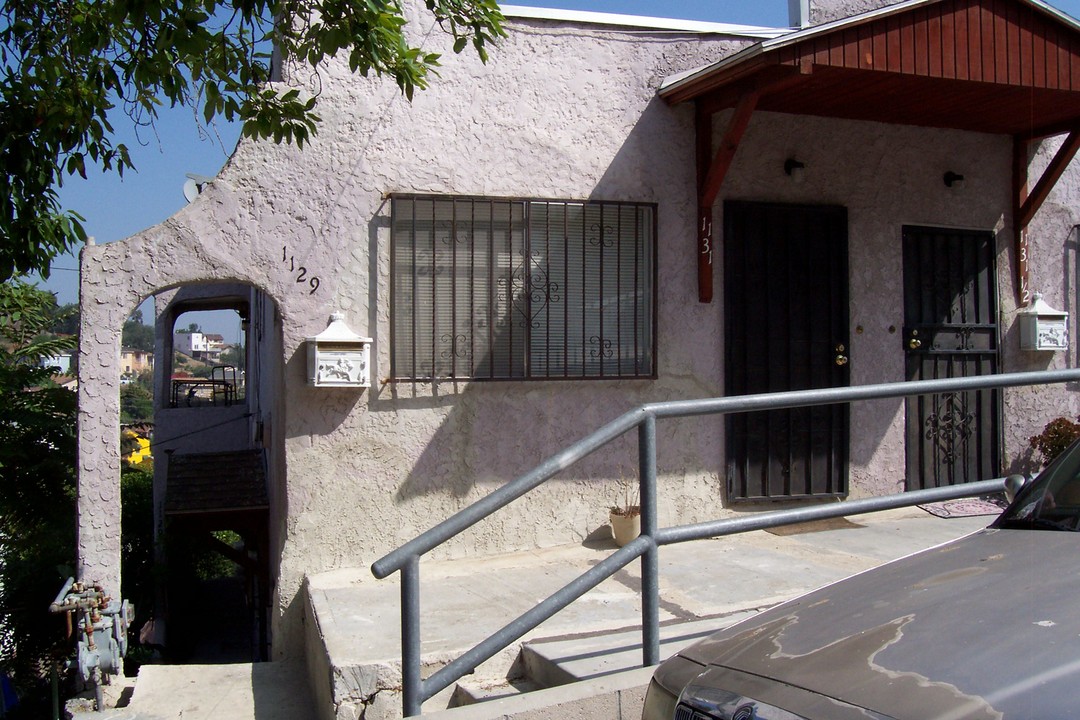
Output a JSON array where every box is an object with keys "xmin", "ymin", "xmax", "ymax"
[{"xmin": 283, "ymin": 246, "xmax": 320, "ymax": 294}]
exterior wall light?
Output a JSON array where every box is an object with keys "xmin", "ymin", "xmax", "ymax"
[
  {"xmin": 943, "ymin": 171, "xmax": 965, "ymax": 188},
  {"xmin": 784, "ymin": 158, "xmax": 805, "ymax": 183}
]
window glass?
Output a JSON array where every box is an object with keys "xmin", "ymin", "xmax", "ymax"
[{"xmin": 391, "ymin": 195, "xmax": 655, "ymax": 381}]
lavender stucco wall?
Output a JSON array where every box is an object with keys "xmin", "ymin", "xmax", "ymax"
[{"xmin": 76, "ymin": 6, "xmax": 1080, "ymax": 657}]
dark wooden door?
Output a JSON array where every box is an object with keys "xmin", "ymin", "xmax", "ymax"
[
  {"xmin": 903, "ymin": 226, "xmax": 1001, "ymax": 490},
  {"xmin": 725, "ymin": 202, "xmax": 850, "ymax": 501}
]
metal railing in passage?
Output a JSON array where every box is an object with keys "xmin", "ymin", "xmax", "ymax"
[{"xmin": 371, "ymin": 369, "xmax": 1080, "ymax": 717}]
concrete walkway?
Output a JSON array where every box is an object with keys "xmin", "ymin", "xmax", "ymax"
[
  {"xmin": 100, "ymin": 505, "xmax": 997, "ymax": 719},
  {"xmin": 305, "ymin": 505, "xmax": 996, "ymax": 719}
]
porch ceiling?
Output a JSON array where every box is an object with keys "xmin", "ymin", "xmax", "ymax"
[{"xmin": 660, "ymin": 0, "xmax": 1080, "ymax": 139}]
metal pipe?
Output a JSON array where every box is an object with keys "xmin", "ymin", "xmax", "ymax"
[
  {"xmin": 420, "ymin": 539, "xmax": 649, "ymax": 701},
  {"xmin": 49, "ymin": 577, "xmax": 75, "ymax": 612},
  {"xmin": 657, "ymin": 478, "xmax": 1006, "ymax": 545},
  {"xmin": 372, "ymin": 407, "xmax": 649, "ymax": 578},
  {"xmin": 644, "ymin": 368, "xmax": 1080, "ymax": 419},
  {"xmin": 373, "ymin": 369, "xmax": 1080, "ymax": 717},
  {"xmin": 373, "ymin": 369, "xmax": 1080, "ymax": 579},
  {"xmin": 639, "ymin": 414, "xmax": 660, "ymax": 666},
  {"xmin": 92, "ymin": 667, "xmax": 103, "ymax": 712},
  {"xmin": 401, "ymin": 556, "xmax": 422, "ymax": 718}
]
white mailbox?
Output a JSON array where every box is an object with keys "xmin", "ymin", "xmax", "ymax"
[
  {"xmin": 1018, "ymin": 293, "xmax": 1069, "ymax": 351},
  {"xmin": 306, "ymin": 312, "xmax": 373, "ymax": 387}
]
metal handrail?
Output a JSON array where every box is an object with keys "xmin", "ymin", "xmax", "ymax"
[{"xmin": 371, "ymin": 369, "xmax": 1080, "ymax": 716}]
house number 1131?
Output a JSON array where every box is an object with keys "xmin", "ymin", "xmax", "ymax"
[{"xmin": 283, "ymin": 246, "xmax": 321, "ymax": 294}]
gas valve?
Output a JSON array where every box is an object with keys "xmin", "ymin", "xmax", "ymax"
[{"xmin": 50, "ymin": 578, "xmax": 132, "ymax": 711}]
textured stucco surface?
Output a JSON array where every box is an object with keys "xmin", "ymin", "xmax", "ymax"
[
  {"xmin": 76, "ymin": 1, "xmax": 1080, "ymax": 659},
  {"xmin": 810, "ymin": 0, "xmax": 903, "ymax": 25}
]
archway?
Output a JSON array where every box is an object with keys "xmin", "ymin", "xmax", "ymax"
[{"xmin": 144, "ymin": 282, "xmax": 284, "ymax": 662}]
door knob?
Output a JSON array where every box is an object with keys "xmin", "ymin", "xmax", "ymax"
[
  {"xmin": 908, "ymin": 338, "xmax": 922, "ymax": 350},
  {"xmin": 835, "ymin": 353, "xmax": 849, "ymax": 366}
]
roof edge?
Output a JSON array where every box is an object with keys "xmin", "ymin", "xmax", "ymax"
[
  {"xmin": 499, "ymin": 5, "xmax": 790, "ymax": 39},
  {"xmin": 659, "ymin": 0, "xmax": 1080, "ymax": 100}
]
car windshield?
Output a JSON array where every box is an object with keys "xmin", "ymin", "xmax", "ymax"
[{"xmin": 998, "ymin": 439, "xmax": 1080, "ymax": 531}]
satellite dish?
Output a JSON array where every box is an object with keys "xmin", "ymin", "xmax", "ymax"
[
  {"xmin": 183, "ymin": 178, "xmax": 199, "ymax": 203},
  {"xmin": 182, "ymin": 173, "xmax": 215, "ymax": 203}
]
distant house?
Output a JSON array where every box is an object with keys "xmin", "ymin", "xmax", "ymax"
[
  {"xmin": 171, "ymin": 331, "xmax": 224, "ymax": 363},
  {"xmin": 40, "ymin": 351, "xmax": 72, "ymax": 376},
  {"xmin": 76, "ymin": 0, "xmax": 1080, "ymax": 670},
  {"xmin": 120, "ymin": 348, "xmax": 153, "ymax": 378}
]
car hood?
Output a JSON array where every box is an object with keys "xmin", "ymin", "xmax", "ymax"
[{"xmin": 679, "ymin": 529, "xmax": 1080, "ymax": 719}]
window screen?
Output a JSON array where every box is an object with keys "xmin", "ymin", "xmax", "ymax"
[{"xmin": 391, "ymin": 195, "xmax": 656, "ymax": 380}]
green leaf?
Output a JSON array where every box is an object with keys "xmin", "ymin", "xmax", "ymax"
[{"xmin": 0, "ymin": 0, "xmax": 504, "ymax": 279}]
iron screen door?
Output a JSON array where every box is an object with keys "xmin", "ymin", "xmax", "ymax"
[
  {"xmin": 903, "ymin": 226, "xmax": 1001, "ymax": 490},
  {"xmin": 724, "ymin": 202, "xmax": 850, "ymax": 501}
]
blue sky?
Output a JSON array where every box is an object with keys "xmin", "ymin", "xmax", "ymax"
[{"xmin": 32, "ymin": 0, "xmax": 1080, "ymax": 338}]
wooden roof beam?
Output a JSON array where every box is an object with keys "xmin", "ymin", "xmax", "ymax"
[
  {"xmin": 695, "ymin": 90, "xmax": 759, "ymax": 303},
  {"xmin": 693, "ymin": 66, "xmax": 811, "ymax": 303},
  {"xmin": 1013, "ymin": 127, "xmax": 1080, "ymax": 305},
  {"xmin": 700, "ymin": 90, "xmax": 760, "ymax": 209},
  {"xmin": 1017, "ymin": 128, "xmax": 1080, "ymax": 230}
]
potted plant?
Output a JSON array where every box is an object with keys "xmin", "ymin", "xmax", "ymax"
[{"xmin": 609, "ymin": 481, "xmax": 641, "ymax": 547}]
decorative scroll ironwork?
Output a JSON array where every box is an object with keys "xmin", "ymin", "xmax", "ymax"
[
  {"xmin": 588, "ymin": 222, "xmax": 616, "ymax": 248},
  {"xmin": 953, "ymin": 326, "xmax": 975, "ymax": 350},
  {"xmin": 923, "ymin": 392, "xmax": 975, "ymax": 466},
  {"xmin": 435, "ymin": 218, "xmax": 472, "ymax": 246},
  {"xmin": 439, "ymin": 333, "xmax": 471, "ymax": 363},
  {"xmin": 589, "ymin": 336, "xmax": 613, "ymax": 360},
  {"xmin": 391, "ymin": 195, "xmax": 655, "ymax": 381},
  {"xmin": 497, "ymin": 250, "xmax": 561, "ymax": 329}
]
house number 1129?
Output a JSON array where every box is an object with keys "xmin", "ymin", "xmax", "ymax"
[{"xmin": 283, "ymin": 246, "xmax": 321, "ymax": 294}]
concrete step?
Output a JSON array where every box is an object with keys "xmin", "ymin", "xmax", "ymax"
[
  {"xmin": 96, "ymin": 662, "xmax": 315, "ymax": 719},
  {"xmin": 422, "ymin": 666, "xmax": 656, "ymax": 720},
  {"xmin": 520, "ymin": 612, "xmax": 758, "ymax": 689},
  {"xmin": 304, "ymin": 510, "xmax": 994, "ymax": 719},
  {"xmin": 449, "ymin": 677, "xmax": 542, "ymax": 706}
]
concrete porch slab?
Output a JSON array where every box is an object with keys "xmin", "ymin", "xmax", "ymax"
[{"xmin": 303, "ymin": 507, "xmax": 995, "ymax": 720}]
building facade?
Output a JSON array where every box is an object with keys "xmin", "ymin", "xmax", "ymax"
[
  {"xmin": 77, "ymin": 0, "xmax": 1080, "ymax": 659},
  {"xmin": 121, "ymin": 348, "xmax": 153, "ymax": 378}
]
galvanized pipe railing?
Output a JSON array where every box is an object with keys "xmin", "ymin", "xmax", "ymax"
[{"xmin": 371, "ymin": 369, "xmax": 1080, "ymax": 716}]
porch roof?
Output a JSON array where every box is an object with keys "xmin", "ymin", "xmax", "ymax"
[{"xmin": 660, "ymin": 0, "xmax": 1080, "ymax": 139}]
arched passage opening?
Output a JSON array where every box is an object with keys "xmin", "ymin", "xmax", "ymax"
[{"xmin": 143, "ymin": 282, "xmax": 284, "ymax": 663}]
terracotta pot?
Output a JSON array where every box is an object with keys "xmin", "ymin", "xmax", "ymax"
[{"xmin": 609, "ymin": 507, "xmax": 641, "ymax": 547}]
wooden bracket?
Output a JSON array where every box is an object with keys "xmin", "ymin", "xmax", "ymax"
[
  {"xmin": 695, "ymin": 92, "xmax": 759, "ymax": 303},
  {"xmin": 1013, "ymin": 127, "xmax": 1080, "ymax": 305},
  {"xmin": 692, "ymin": 66, "xmax": 810, "ymax": 304}
]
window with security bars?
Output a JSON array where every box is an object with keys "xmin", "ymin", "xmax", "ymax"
[{"xmin": 391, "ymin": 195, "xmax": 656, "ymax": 381}]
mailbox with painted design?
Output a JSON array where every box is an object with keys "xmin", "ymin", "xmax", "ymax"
[
  {"xmin": 1018, "ymin": 293, "xmax": 1069, "ymax": 351},
  {"xmin": 306, "ymin": 312, "xmax": 373, "ymax": 387}
]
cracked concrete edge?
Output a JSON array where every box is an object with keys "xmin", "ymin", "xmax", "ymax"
[
  {"xmin": 328, "ymin": 644, "xmax": 531, "ymax": 719},
  {"xmin": 417, "ymin": 666, "xmax": 656, "ymax": 720},
  {"xmin": 305, "ymin": 578, "xmax": 529, "ymax": 720}
]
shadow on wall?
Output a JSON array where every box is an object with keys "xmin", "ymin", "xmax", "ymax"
[
  {"xmin": 377, "ymin": 95, "xmax": 726, "ymax": 504},
  {"xmin": 1003, "ymin": 223, "xmax": 1080, "ymax": 476}
]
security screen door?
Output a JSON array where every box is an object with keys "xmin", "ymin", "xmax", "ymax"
[
  {"xmin": 902, "ymin": 226, "xmax": 1001, "ymax": 490},
  {"xmin": 724, "ymin": 201, "xmax": 850, "ymax": 501}
]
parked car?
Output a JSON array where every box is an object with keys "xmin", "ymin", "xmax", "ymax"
[{"xmin": 642, "ymin": 443, "xmax": 1080, "ymax": 720}]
